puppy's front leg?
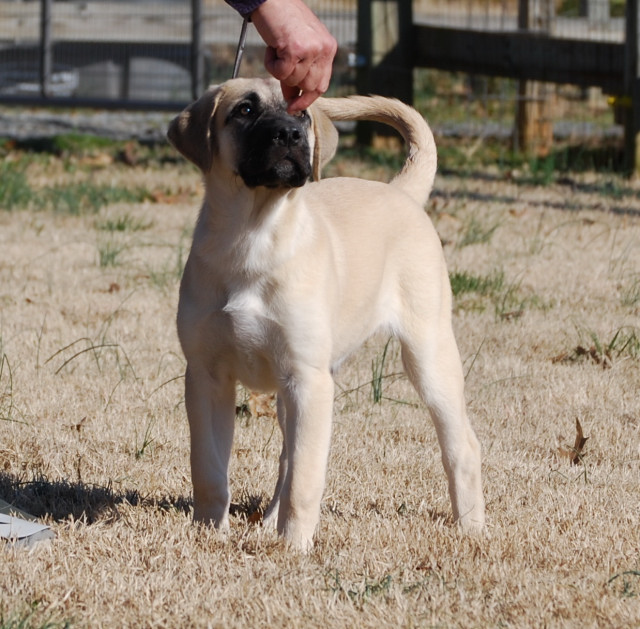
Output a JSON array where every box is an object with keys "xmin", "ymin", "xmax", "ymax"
[
  {"xmin": 277, "ymin": 368, "xmax": 334, "ymax": 551},
  {"xmin": 185, "ymin": 365, "xmax": 236, "ymax": 528}
]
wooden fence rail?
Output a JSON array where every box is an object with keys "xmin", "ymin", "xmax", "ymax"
[{"xmin": 411, "ymin": 28, "xmax": 624, "ymax": 92}]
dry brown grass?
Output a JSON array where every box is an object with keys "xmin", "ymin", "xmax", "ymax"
[{"xmin": 1, "ymin": 145, "xmax": 639, "ymax": 628}]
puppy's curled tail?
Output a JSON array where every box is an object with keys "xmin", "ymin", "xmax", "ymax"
[{"xmin": 315, "ymin": 95, "xmax": 437, "ymax": 207}]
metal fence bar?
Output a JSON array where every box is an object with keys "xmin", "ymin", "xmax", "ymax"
[
  {"xmin": 0, "ymin": 94, "xmax": 189, "ymax": 111},
  {"xmin": 191, "ymin": 0, "xmax": 203, "ymax": 99},
  {"xmin": 517, "ymin": 0, "xmax": 528, "ymax": 30},
  {"xmin": 624, "ymin": 0, "xmax": 640, "ymax": 171},
  {"xmin": 39, "ymin": 0, "xmax": 52, "ymax": 98}
]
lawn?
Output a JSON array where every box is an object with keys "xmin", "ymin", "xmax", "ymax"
[{"xmin": 0, "ymin": 130, "xmax": 639, "ymax": 627}]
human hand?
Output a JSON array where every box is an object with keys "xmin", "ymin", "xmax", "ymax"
[{"xmin": 250, "ymin": 0, "xmax": 337, "ymax": 112}]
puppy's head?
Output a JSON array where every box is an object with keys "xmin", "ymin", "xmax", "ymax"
[{"xmin": 167, "ymin": 78, "xmax": 338, "ymax": 188}]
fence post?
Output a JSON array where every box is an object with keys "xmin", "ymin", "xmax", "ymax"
[
  {"xmin": 624, "ymin": 0, "xmax": 640, "ymax": 172},
  {"xmin": 514, "ymin": 0, "xmax": 553, "ymax": 157},
  {"xmin": 356, "ymin": 0, "xmax": 413, "ymax": 144},
  {"xmin": 40, "ymin": 0, "xmax": 52, "ymax": 98},
  {"xmin": 580, "ymin": 0, "xmax": 609, "ymax": 23},
  {"xmin": 191, "ymin": 0, "xmax": 204, "ymax": 99},
  {"xmin": 515, "ymin": 0, "xmax": 554, "ymax": 156}
]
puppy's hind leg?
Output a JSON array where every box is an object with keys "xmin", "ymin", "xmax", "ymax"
[
  {"xmin": 185, "ymin": 365, "xmax": 236, "ymax": 529},
  {"xmin": 263, "ymin": 395, "xmax": 287, "ymax": 530},
  {"xmin": 399, "ymin": 319, "xmax": 485, "ymax": 533}
]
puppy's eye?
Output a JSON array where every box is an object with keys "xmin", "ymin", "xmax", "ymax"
[
  {"xmin": 292, "ymin": 110, "xmax": 308, "ymax": 119},
  {"xmin": 226, "ymin": 97, "xmax": 260, "ymax": 125}
]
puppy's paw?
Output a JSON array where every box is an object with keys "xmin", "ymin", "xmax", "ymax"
[
  {"xmin": 280, "ymin": 521, "xmax": 315, "ymax": 553},
  {"xmin": 262, "ymin": 507, "xmax": 278, "ymax": 530},
  {"xmin": 457, "ymin": 510, "xmax": 486, "ymax": 537}
]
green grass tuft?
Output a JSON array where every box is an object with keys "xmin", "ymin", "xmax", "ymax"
[
  {"xmin": 0, "ymin": 159, "xmax": 148, "ymax": 214},
  {"xmin": 456, "ymin": 215, "xmax": 502, "ymax": 248},
  {"xmin": 45, "ymin": 183, "xmax": 147, "ymax": 216},
  {"xmin": 0, "ymin": 161, "xmax": 33, "ymax": 211},
  {"xmin": 450, "ymin": 269, "xmax": 505, "ymax": 297},
  {"xmin": 96, "ymin": 213, "xmax": 153, "ymax": 233}
]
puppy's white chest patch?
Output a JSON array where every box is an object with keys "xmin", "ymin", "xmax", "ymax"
[
  {"xmin": 223, "ymin": 289, "xmax": 268, "ymax": 333},
  {"xmin": 222, "ymin": 287, "xmax": 279, "ymax": 390}
]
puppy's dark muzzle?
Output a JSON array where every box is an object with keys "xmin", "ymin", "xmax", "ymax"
[
  {"xmin": 238, "ymin": 115, "xmax": 312, "ymax": 189},
  {"xmin": 273, "ymin": 125, "xmax": 303, "ymax": 148}
]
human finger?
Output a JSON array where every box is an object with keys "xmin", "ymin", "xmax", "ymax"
[{"xmin": 286, "ymin": 88, "xmax": 321, "ymax": 113}]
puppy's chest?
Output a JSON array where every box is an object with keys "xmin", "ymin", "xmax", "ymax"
[
  {"xmin": 219, "ymin": 287, "xmax": 283, "ymax": 388},
  {"xmin": 222, "ymin": 287, "xmax": 275, "ymax": 343}
]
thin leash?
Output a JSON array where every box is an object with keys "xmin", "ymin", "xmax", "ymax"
[{"xmin": 232, "ymin": 17, "xmax": 249, "ymax": 79}]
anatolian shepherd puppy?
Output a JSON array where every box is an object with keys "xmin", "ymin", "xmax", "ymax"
[{"xmin": 168, "ymin": 77, "xmax": 485, "ymax": 551}]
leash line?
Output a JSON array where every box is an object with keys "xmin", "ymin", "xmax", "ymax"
[{"xmin": 232, "ymin": 17, "xmax": 249, "ymax": 79}]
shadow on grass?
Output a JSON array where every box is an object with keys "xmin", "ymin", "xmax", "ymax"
[
  {"xmin": 432, "ymin": 170, "xmax": 640, "ymax": 218},
  {"xmin": 0, "ymin": 471, "xmax": 451, "ymax": 529},
  {"xmin": 0, "ymin": 472, "xmax": 191, "ymax": 524}
]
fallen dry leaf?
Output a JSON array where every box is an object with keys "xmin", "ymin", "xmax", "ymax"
[
  {"xmin": 558, "ymin": 418, "xmax": 589, "ymax": 465},
  {"xmin": 235, "ymin": 392, "xmax": 277, "ymax": 420},
  {"xmin": 576, "ymin": 345, "xmax": 612, "ymax": 368},
  {"xmin": 551, "ymin": 345, "xmax": 611, "ymax": 369},
  {"xmin": 248, "ymin": 392, "xmax": 277, "ymax": 420},
  {"xmin": 76, "ymin": 152, "xmax": 113, "ymax": 168},
  {"xmin": 119, "ymin": 142, "xmax": 139, "ymax": 167},
  {"xmin": 149, "ymin": 187, "xmax": 195, "ymax": 205}
]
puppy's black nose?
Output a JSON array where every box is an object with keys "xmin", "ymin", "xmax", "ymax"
[{"xmin": 273, "ymin": 126, "xmax": 302, "ymax": 147}]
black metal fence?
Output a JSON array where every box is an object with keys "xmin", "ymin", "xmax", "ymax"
[
  {"xmin": 0, "ymin": 0, "xmax": 357, "ymax": 110},
  {"xmin": 1, "ymin": 0, "xmax": 635, "ymax": 166}
]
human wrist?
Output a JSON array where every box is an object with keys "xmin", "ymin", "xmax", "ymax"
[{"xmin": 225, "ymin": 0, "xmax": 267, "ymax": 19}]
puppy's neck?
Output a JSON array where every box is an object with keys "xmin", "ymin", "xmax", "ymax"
[
  {"xmin": 194, "ymin": 179, "xmax": 307, "ymax": 276},
  {"xmin": 201, "ymin": 178, "xmax": 297, "ymax": 230}
]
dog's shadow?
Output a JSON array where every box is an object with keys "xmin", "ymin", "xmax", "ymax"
[
  {"xmin": 0, "ymin": 472, "xmax": 268, "ymax": 525},
  {"xmin": 0, "ymin": 471, "xmax": 192, "ymax": 524},
  {"xmin": 0, "ymin": 472, "xmax": 449, "ymax": 529}
]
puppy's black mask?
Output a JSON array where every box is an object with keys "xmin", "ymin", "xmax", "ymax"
[{"xmin": 230, "ymin": 94, "xmax": 312, "ymax": 189}]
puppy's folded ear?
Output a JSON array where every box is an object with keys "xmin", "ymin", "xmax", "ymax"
[
  {"xmin": 167, "ymin": 85, "xmax": 222, "ymax": 172},
  {"xmin": 309, "ymin": 100, "xmax": 339, "ymax": 181}
]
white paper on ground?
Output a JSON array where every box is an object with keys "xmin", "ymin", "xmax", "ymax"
[{"xmin": 0, "ymin": 499, "xmax": 55, "ymax": 546}]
